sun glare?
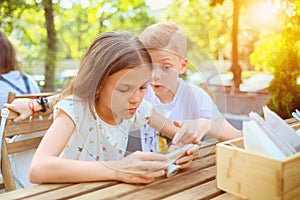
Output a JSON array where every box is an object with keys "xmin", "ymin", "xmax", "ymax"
[{"xmin": 248, "ymin": 0, "xmax": 281, "ymax": 28}]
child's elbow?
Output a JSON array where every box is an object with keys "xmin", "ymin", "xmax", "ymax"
[{"xmin": 29, "ymin": 160, "xmax": 45, "ymax": 184}]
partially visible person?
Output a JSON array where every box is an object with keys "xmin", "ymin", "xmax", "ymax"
[
  {"xmin": 0, "ymin": 30, "xmax": 40, "ymax": 108},
  {"xmin": 139, "ymin": 22, "xmax": 242, "ymax": 152},
  {"xmin": 0, "ymin": 30, "xmax": 41, "ymax": 189}
]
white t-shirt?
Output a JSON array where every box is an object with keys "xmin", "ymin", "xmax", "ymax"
[
  {"xmin": 54, "ymin": 96, "xmax": 153, "ymax": 161},
  {"xmin": 141, "ymin": 78, "xmax": 223, "ymax": 152},
  {"xmin": 0, "ymin": 70, "xmax": 41, "ymax": 108}
]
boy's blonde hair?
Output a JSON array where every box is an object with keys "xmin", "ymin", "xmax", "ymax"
[{"xmin": 140, "ymin": 22, "xmax": 187, "ymax": 58}]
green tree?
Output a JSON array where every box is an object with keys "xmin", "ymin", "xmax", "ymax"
[
  {"xmin": 0, "ymin": 0, "xmax": 34, "ymax": 33},
  {"xmin": 0, "ymin": 0, "xmax": 57, "ymax": 91},
  {"xmin": 56, "ymin": 0, "xmax": 154, "ymax": 60},
  {"xmin": 251, "ymin": 0, "xmax": 300, "ymax": 118},
  {"xmin": 1, "ymin": 0, "xmax": 153, "ymax": 90},
  {"xmin": 209, "ymin": 0, "xmax": 245, "ymax": 92},
  {"xmin": 43, "ymin": 0, "xmax": 57, "ymax": 91}
]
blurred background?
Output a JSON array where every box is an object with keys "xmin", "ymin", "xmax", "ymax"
[{"xmin": 1, "ymin": 0, "xmax": 300, "ymax": 125}]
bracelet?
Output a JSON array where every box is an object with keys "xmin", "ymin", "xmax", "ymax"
[
  {"xmin": 36, "ymin": 96, "xmax": 50, "ymax": 112},
  {"xmin": 28, "ymin": 99, "xmax": 35, "ymax": 116}
]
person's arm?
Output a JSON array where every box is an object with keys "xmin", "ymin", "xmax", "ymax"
[
  {"xmin": 148, "ymin": 111, "xmax": 199, "ymax": 172},
  {"xmin": 207, "ymin": 117, "xmax": 242, "ymax": 141},
  {"xmin": 172, "ymin": 117, "xmax": 242, "ymax": 144},
  {"xmin": 147, "ymin": 110, "xmax": 179, "ymax": 139},
  {"xmin": 3, "ymin": 93, "xmax": 63, "ymax": 122},
  {"xmin": 30, "ymin": 110, "xmax": 167, "ymax": 184}
]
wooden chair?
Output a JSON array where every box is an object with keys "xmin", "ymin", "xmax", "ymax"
[{"xmin": 0, "ymin": 92, "xmax": 54, "ymax": 192}]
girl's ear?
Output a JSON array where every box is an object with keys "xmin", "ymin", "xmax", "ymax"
[{"xmin": 179, "ymin": 58, "xmax": 188, "ymax": 74}]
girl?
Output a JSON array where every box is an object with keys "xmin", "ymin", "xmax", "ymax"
[{"xmin": 29, "ymin": 31, "xmax": 198, "ymax": 184}]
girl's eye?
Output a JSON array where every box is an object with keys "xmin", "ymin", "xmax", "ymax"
[{"xmin": 118, "ymin": 88, "xmax": 129, "ymax": 92}]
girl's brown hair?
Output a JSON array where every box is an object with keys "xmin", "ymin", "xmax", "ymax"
[
  {"xmin": 0, "ymin": 30, "xmax": 20, "ymax": 74},
  {"xmin": 64, "ymin": 31, "xmax": 152, "ymax": 112}
]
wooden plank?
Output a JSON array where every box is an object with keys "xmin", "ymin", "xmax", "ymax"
[
  {"xmin": 70, "ymin": 155, "xmax": 216, "ymax": 200},
  {"xmin": 198, "ymin": 139, "xmax": 218, "ymax": 148},
  {"xmin": 69, "ymin": 183, "xmax": 138, "ymax": 200},
  {"xmin": 216, "ymin": 139, "xmax": 283, "ymax": 199},
  {"xmin": 7, "ymin": 137, "xmax": 43, "ymax": 154},
  {"xmin": 0, "ymin": 184, "xmax": 70, "ymax": 199},
  {"xmin": 282, "ymin": 153, "xmax": 300, "ymax": 199},
  {"xmin": 196, "ymin": 145, "xmax": 216, "ymax": 160},
  {"xmin": 284, "ymin": 117, "xmax": 298, "ymax": 125},
  {"xmin": 5, "ymin": 120, "xmax": 52, "ymax": 137},
  {"xmin": 211, "ymin": 193, "xmax": 244, "ymax": 200},
  {"xmin": 1, "ymin": 138, "xmax": 15, "ymax": 191},
  {"xmin": 115, "ymin": 165, "xmax": 217, "ymax": 200},
  {"xmin": 163, "ymin": 179, "xmax": 222, "ymax": 200},
  {"xmin": 24, "ymin": 182, "xmax": 117, "ymax": 200}
]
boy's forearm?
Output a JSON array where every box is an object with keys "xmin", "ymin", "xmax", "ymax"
[
  {"xmin": 206, "ymin": 118, "xmax": 242, "ymax": 141},
  {"xmin": 149, "ymin": 110, "xmax": 178, "ymax": 139}
]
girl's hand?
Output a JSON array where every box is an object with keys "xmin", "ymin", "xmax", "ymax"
[
  {"xmin": 172, "ymin": 118, "xmax": 211, "ymax": 145},
  {"xmin": 108, "ymin": 151, "xmax": 167, "ymax": 184},
  {"xmin": 170, "ymin": 144, "xmax": 200, "ymax": 169},
  {"xmin": 3, "ymin": 98, "xmax": 38, "ymax": 122}
]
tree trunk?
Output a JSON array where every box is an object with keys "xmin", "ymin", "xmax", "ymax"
[
  {"xmin": 43, "ymin": 0, "xmax": 56, "ymax": 91},
  {"xmin": 230, "ymin": 0, "xmax": 242, "ymax": 93}
]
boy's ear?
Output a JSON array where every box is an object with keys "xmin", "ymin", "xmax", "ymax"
[{"xmin": 179, "ymin": 58, "xmax": 188, "ymax": 74}]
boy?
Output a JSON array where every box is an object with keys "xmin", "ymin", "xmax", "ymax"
[{"xmin": 138, "ymin": 22, "xmax": 242, "ymax": 152}]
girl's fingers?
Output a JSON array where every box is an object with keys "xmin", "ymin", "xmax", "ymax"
[
  {"xmin": 175, "ymin": 154, "xmax": 193, "ymax": 165},
  {"xmin": 136, "ymin": 151, "xmax": 167, "ymax": 161}
]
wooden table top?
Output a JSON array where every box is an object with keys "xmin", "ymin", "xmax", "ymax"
[{"xmin": 0, "ymin": 139, "xmax": 241, "ymax": 200}]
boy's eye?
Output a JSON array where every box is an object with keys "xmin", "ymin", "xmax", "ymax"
[
  {"xmin": 161, "ymin": 65, "xmax": 171, "ymax": 71},
  {"xmin": 140, "ymin": 85, "xmax": 147, "ymax": 90}
]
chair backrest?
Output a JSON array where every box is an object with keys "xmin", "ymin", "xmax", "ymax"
[{"xmin": 0, "ymin": 92, "xmax": 54, "ymax": 191}]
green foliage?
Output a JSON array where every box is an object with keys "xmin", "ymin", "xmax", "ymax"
[
  {"xmin": 250, "ymin": 0, "xmax": 300, "ymax": 118},
  {"xmin": 54, "ymin": 0, "xmax": 154, "ymax": 60},
  {"xmin": 163, "ymin": 0, "xmax": 232, "ymax": 65},
  {"xmin": 267, "ymin": 42, "xmax": 300, "ymax": 118},
  {"xmin": 0, "ymin": 0, "xmax": 153, "ymax": 90},
  {"xmin": 0, "ymin": 0, "xmax": 36, "ymax": 33}
]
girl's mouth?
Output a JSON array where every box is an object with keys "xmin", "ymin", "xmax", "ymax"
[{"xmin": 128, "ymin": 108, "xmax": 136, "ymax": 113}]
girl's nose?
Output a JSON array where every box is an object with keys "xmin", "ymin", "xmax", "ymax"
[{"xmin": 129, "ymin": 89, "xmax": 144, "ymax": 103}]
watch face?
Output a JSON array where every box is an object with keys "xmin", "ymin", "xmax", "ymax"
[{"xmin": 1, "ymin": 108, "xmax": 9, "ymax": 118}]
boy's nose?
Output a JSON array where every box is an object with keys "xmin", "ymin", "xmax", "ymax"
[{"xmin": 151, "ymin": 67, "xmax": 162, "ymax": 81}]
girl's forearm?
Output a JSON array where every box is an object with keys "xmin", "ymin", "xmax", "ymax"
[{"xmin": 29, "ymin": 157, "xmax": 117, "ymax": 184}]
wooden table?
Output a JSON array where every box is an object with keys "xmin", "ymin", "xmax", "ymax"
[{"xmin": 0, "ymin": 139, "xmax": 241, "ymax": 200}]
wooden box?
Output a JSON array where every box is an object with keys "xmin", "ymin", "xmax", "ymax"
[{"xmin": 216, "ymin": 137, "xmax": 300, "ymax": 200}]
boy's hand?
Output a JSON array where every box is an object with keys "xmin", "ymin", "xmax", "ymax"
[{"xmin": 172, "ymin": 118, "xmax": 211, "ymax": 145}]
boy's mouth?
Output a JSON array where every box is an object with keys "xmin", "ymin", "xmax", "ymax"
[{"xmin": 152, "ymin": 84, "xmax": 162, "ymax": 89}]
